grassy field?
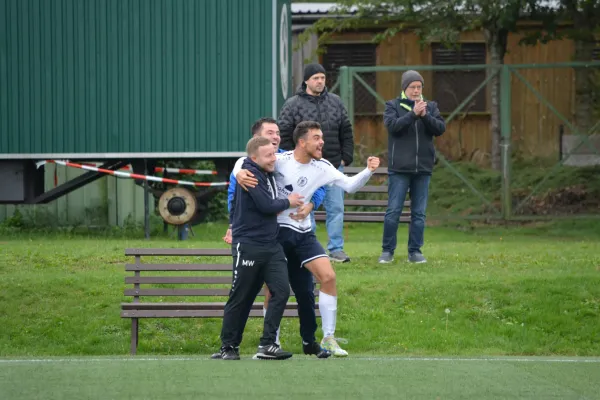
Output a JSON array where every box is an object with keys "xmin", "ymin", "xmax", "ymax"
[
  {"xmin": 1, "ymin": 220, "xmax": 599, "ymax": 358},
  {"xmin": 2, "ymin": 356, "xmax": 600, "ymax": 399},
  {"xmin": 1, "ymin": 220, "xmax": 599, "ymax": 399}
]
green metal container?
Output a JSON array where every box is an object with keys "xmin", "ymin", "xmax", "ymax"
[{"xmin": 0, "ymin": 0, "xmax": 292, "ymax": 159}]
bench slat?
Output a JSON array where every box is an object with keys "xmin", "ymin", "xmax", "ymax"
[
  {"xmin": 124, "ymin": 288, "xmax": 319, "ymax": 297},
  {"xmin": 357, "ymin": 185, "xmax": 388, "ymax": 193},
  {"xmin": 125, "ymin": 276, "xmax": 232, "ymax": 284},
  {"xmin": 343, "ymin": 167, "xmax": 388, "ymax": 174},
  {"xmin": 314, "ymin": 213, "xmax": 410, "ymax": 222},
  {"xmin": 343, "ymin": 211, "xmax": 410, "ymax": 216},
  {"xmin": 342, "ymin": 215, "xmax": 411, "ymax": 223},
  {"xmin": 125, "ymin": 263, "xmax": 233, "ymax": 271},
  {"xmin": 121, "ymin": 309, "xmax": 317, "ymax": 318},
  {"xmin": 315, "ymin": 211, "xmax": 409, "ymax": 218},
  {"xmin": 125, "ymin": 248, "xmax": 231, "ymax": 257},
  {"xmin": 121, "ymin": 302, "xmax": 302, "ymax": 310},
  {"xmin": 343, "ymin": 200, "xmax": 410, "ymax": 207}
]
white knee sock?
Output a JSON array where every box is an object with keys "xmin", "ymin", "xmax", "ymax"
[
  {"xmin": 318, "ymin": 291, "xmax": 337, "ymax": 338},
  {"xmin": 263, "ymin": 306, "xmax": 280, "ymax": 345}
]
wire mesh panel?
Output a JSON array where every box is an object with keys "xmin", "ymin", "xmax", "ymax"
[
  {"xmin": 322, "ymin": 43, "xmax": 377, "ymax": 114},
  {"xmin": 339, "ymin": 62, "xmax": 600, "ymax": 221}
]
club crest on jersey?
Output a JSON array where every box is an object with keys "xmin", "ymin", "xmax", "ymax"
[{"xmin": 297, "ymin": 177, "xmax": 308, "ymax": 187}]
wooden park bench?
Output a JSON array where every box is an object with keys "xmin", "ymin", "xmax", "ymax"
[
  {"xmin": 121, "ymin": 248, "xmax": 319, "ymax": 355},
  {"xmin": 314, "ymin": 167, "xmax": 411, "ymax": 224}
]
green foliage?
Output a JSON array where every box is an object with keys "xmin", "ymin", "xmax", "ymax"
[
  {"xmin": 521, "ymin": 0, "xmax": 600, "ymax": 45},
  {"xmin": 302, "ymin": 0, "xmax": 547, "ymax": 54}
]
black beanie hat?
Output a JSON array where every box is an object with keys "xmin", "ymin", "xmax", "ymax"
[{"xmin": 303, "ymin": 63, "xmax": 326, "ymax": 81}]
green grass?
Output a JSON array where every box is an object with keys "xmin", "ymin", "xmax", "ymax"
[
  {"xmin": 2, "ymin": 356, "xmax": 600, "ymax": 400},
  {"xmin": 1, "ymin": 221, "xmax": 599, "ymax": 358}
]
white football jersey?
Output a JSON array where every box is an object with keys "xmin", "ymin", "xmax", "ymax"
[
  {"xmin": 232, "ymin": 151, "xmax": 374, "ymax": 233},
  {"xmin": 273, "ymin": 151, "xmax": 373, "ymax": 232}
]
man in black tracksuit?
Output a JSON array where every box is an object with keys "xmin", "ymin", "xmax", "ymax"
[{"xmin": 217, "ymin": 136, "xmax": 303, "ymax": 360}]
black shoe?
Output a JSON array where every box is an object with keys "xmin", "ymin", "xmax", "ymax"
[
  {"xmin": 217, "ymin": 346, "xmax": 240, "ymax": 360},
  {"xmin": 211, "ymin": 346, "xmax": 239, "ymax": 359},
  {"xmin": 255, "ymin": 343, "xmax": 293, "ymax": 360},
  {"xmin": 303, "ymin": 341, "xmax": 332, "ymax": 359}
]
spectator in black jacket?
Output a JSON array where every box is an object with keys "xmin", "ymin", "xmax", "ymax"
[
  {"xmin": 216, "ymin": 136, "xmax": 303, "ymax": 361},
  {"xmin": 278, "ymin": 63, "xmax": 354, "ymax": 263},
  {"xmin": 378, "ymin": 70, "xmax": 446, "ymax": 265}
]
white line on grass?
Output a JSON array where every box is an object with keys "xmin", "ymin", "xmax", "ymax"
[{"xmin": 1, "ymin": 356, "xmax": 600, "ymax": 364}]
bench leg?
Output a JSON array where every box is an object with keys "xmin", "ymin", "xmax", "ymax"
[{"xmin": 130, "ymin": 318, "xmax": 139, "ymax": 355}]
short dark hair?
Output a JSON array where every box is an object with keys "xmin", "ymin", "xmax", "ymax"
[
  {"xmin": 251, "ymin": 117, "xmax": 278, "ymax": 137},
  {"xmin": 293, "ymin": 121, "xmax": 321, "ymax": 145},
  {"xmin": 246, "ymin": 136, "xmax": 272, "ymax": 156}
]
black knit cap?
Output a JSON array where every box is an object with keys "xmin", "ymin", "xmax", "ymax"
[{"xmin": 303, "ymin": 63, "xmax": 326, "ymax": 81}]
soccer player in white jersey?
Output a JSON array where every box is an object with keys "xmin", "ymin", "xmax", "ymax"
[{"xmin": 234, "ymin": 120, "xmax": 380, "ymax": 356}]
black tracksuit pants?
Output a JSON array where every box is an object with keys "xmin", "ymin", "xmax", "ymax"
[{"xmin": 220, "ymin": 241, "xmax": 290, "ymax": 348}]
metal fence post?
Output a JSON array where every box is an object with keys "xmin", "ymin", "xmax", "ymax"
[
  {"xmin": 339, "ymin": 66, "xmax": 354, "ymax": 125},
  {"xmin": 500, "ymin": 65, "xmax": 512, "ymax": 220}
]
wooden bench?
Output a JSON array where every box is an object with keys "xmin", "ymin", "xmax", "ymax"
[
  {"xmin": 314, "ymin": 167, "xmax": 411, "ymax": 223},
  {"xmin": 121, "ymin": 248, "xmax": 320, "ymax": 355}
]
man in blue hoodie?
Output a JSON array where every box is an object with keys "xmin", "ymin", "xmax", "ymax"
[{"xmin": 216, "ymin": 136, "xmax": 304, "ymax": 361}]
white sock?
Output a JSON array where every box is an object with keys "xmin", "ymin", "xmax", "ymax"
[
  {"xmin": 263, "ymin": 306, "xmax": 281, "ymax": 345},
  {"xmin": 319, "ymin": 291, "xmax": 337, "ymax": 338}
]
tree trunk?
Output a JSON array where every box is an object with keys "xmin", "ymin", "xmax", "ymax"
[{"xmin": 485, "ymin": 28, "xmax": 508, "ymax": 171}]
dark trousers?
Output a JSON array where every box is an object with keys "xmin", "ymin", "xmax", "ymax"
[
  {"xmin": 277, "ymin": 228, "xmax": 326, "ymax": 345},
  {"xmin": 286, "ymin": 254, "xmax": 318, "ymax": 344},
  {"xmin": 220, "ymin": 242, "xmax": 290, "ymax": 347}
]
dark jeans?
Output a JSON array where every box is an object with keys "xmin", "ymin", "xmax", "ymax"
[{"xmin": 381, "ymin": 173, "xmax": 431, "ymax": 255}]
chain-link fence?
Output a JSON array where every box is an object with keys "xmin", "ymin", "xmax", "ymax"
[{"xmin": 336, "ymin": 62, "xmax": 600, "ymax": 220}]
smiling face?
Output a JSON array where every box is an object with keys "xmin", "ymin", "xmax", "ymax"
[
  {"xmin": 256, "ymin": 122, "xmax": 281, "ymax": 150},
  {"xmin": 251, "ymin": 143, "xmax": 277, "ymax": 172},
  {"xmin": 298, "ymin": 128, "xmax": 324, "ymax": 160}
]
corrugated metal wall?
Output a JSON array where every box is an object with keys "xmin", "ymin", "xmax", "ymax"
[
  {"xmin": 0, "ymin": 0, "xmax": 275, "ymax": 155},
  {"xmin": 0, "ymin": 163, "xmax": 152, "ymax": 226}
]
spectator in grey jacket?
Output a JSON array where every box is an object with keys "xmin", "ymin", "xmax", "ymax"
[
  {"xmin": 278, "ymin": 63, "xmax": 354, "ymax": 263},
  {"xmin": 379, "ymin": 70, "xmax": 446, "ymax": 264}
]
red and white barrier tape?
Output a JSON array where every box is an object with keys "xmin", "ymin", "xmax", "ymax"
[
  {"xmin": 37, "ymin": 160, "xmax": 217, "ymax": 175},
  {"xmin": 43, "ymin": 160, "xmax": 228, "ymax": 187}
]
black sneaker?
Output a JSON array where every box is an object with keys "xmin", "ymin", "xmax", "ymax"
[
  {"xmin": 255, "ymin": 343, "xmax": 293, "ymax": 360},
  {"xmin": 211, "ymin": 346, "xmax": 239, "ymax": 359},
  {"xmin": 216, "ymin": 346, "xmax": 240, "ymax": 360},
  {"xmin": 303, "ymin": 341, "xmax": 332, "ymax": 359}
]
